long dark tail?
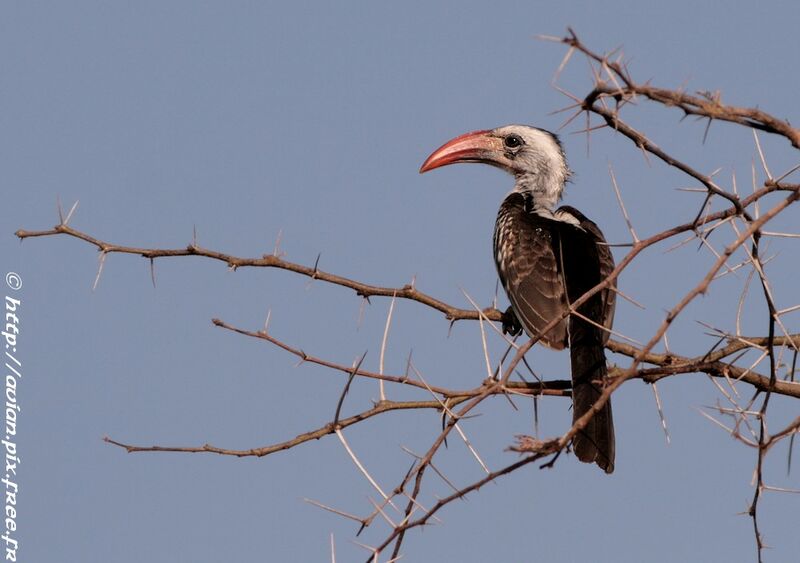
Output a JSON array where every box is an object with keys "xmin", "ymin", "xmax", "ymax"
[{"xmin": 570, "ymin": 318, "xmax": 615, "ymax": 473}]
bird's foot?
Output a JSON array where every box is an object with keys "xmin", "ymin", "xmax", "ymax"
[{"xmin": 501, "ymin": 306, "xmax": 523, "ymax": 336}]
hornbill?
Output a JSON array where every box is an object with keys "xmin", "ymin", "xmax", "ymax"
[{"xmin": 420, "ymin": 125, "xmax": 616, "ymax": 473}]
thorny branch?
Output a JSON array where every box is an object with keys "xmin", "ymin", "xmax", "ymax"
[
  {"xmin": 17, "ymin": 30, "xmax": 800, "ymax": 562},
  {"xmin": 558, "ymin": 27, "xmax": 800, "ymax": 151}
]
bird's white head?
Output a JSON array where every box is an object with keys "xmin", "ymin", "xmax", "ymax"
[{"xmin": 419, "ymin": 124, "xmax": 570, "ymax": 211}]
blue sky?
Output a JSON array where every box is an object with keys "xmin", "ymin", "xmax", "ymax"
[{"xmin": 2, "ymin": 2, "xmax": 799, "ymax": 562}]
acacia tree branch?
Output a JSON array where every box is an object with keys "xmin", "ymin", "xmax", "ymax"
[
  {"xmin": 607, "ymin": 338, "xmax": 800, "ymax": 399},
  {"xmin": 560, "ymin": 28, "xmax": 800, "ymax": 150},
  {"xmin": 103, "ymin": 396, "xmax": 469, "ymax": 457},
  {"xmin": 15, "ymin": 224, "xmax": 489, "ymax": 323},
  {"xmin": 211, "ymin": 317, "xmax": 570, "ymax": 398}
]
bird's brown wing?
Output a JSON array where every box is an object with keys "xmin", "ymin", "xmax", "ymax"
[{"xmin": 494, "ymin": 193, "xmax": 569, "ymax": 349}]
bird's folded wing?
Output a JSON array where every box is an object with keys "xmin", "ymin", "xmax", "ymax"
[{"xmin": 495, "ymin": 196, "xmax": 569, "ymax": 349}]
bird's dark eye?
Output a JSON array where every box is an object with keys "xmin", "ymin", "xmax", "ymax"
[{"xmin": 504, "ymin": 134, "xmax": 523, "ymax": 149}]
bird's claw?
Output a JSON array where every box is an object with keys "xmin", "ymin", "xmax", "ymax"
[{"xmin": 501, "ymin": 306, "xmax": 523, "ymax": 336}]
